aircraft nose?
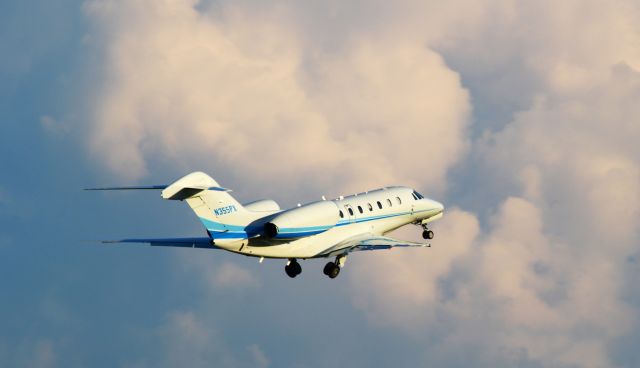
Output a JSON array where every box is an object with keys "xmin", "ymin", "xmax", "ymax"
[{"xmin": 431, "ymin": 200, "xmax": 444, "ymax": 213}]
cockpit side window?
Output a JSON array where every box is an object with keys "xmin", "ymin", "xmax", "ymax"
[{"xmin": 412, "ymin": 190, "xmax": 424, "ymax": 199}]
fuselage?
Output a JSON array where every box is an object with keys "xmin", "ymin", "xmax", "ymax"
[
  {"xmin": 91, "ymin": 171, "xmax": 445, "ymax": 279},
  {"xmin": 215, "ymin": 186, "xmax": 444, "ymax": 259}
]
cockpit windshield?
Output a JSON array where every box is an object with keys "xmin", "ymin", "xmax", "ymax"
[{"xmin": 412, "ymin": 190, "xmax": 424, "ymax": 200}]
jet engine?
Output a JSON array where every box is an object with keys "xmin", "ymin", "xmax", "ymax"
[
  {"xmin": 243, "ymin": 199, "xmax": 280, "ymax": 212},
  {"xmin": 264, "ymin": 201, "xmax": 341, "ymax": 239}
]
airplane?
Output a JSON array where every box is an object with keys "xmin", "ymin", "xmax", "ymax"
[{"xmin": 88, "ymin": 171, "xmax": 444, "ymax": 278}]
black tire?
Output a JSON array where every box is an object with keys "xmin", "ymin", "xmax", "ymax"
[
  {"xmin": 423, "ymin": 230, "xmax": 434, "ymax": 239},
  {"xmin": 292, "ymin": 260, "xmax": 302, "ymax": 275},
  {"xmin": 285, "ymin": 264, "xmax": 298, "ymax": 278},
  {"xmin": 323, "ymin": 262, "xmax": 334, "ymax": 276},
  {"xmin": 328, "ymin": 264, "xmax": 340, "ymax": 279}
]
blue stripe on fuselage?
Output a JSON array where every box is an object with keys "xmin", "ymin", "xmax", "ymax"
[{"xmin": 200, "ymin": 208, "xmax": 435, "ymax": 241}]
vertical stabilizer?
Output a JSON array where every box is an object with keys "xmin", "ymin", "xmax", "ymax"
[{"xmin": 161, "ymin": 172, "xmax": 253, "ymax": 243}]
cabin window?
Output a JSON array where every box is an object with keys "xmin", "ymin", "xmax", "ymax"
[
  {"xmin": 348, "ymin": 208, "xmax": 354, "ymax": 216},
  {"xmin": 367, "ymin": 203, "xmax": 373, "ymax": 211},
  {"xmin": 396, "ymin": 196, "xmax": 402, "ymax": 205},
  {"xmin": 377, "ymin": 201, "xmax": 382, "ymax": 209},
  {"xmin": 387, "ymin": 198, "xmax": 392, "ymax": 207},
  {"xmin": 357, "ymin": 206, "xmax": 363, "ymax": 214},
  {"xmin": 339, "ymin": 210, "xmax": 344, "ymax": 218}
]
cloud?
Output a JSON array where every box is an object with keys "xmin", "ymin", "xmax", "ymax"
[
  {"xmin": 40, "ymin": 115, "xmax": 69, "ymax": 135},
  {"xmin": 157, "ymin": 311, "xmax": 235, "ymax": 368},
  {"xmin": 137, "ymin": 311, "xmax": 270, "ymax": 368},
  {"xmin": 76, "ymin": 0, "xmax": 640, "ymax": 367},
  {"xmin": 175, "ymin": 252, "xmax": 259, "ymax": 291},
  {"xmin": 348, "ymin": 208, "xmax": 479, "ymax": 330},
  {"xmin": 211, "ymin": 262, "xmax": 258, "ymax": 289},
  {"xmin": 330, "ymin": 1, "xmax": 640, "ymax": 366},
  {"xmin": 27, "ymin": 340, "xmax": 56, "ymax": 368},
  {"xmin": 0, "ymin": 338, "xmax": 57, "ymax": 368},
  {"xmin": 247, "ymin": 344, "xmax": 269, "ymax": 368},
  {"xmin": 81, "ymin": 0, "xmax": 470, "ymax": 195}
]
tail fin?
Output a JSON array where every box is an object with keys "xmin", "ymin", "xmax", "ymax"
[{"xmin": 162, "ymin": 172, "xmax": 253, "ymax": 241}]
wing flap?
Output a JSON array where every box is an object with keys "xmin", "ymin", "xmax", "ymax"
[
  {"xmin": 318, "ymin": 233, "xmax": 429, "ymax": 257},
  {"xmin": 351, "ymin": 236, "xmax": 430, "ymax": 252},
  {"xmin": 103, "ymin": 237, "xmax": 217, "ymax": 249}
]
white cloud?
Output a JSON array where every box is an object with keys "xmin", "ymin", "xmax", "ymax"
[
  {"xmin": 336, "ymin": 1, "xmax": 640, "ymax": 367},
  {"xmin": 348, "ymin": 208, "xmax": 479, "ymax": 330},
  {"xmin": 77, "ymin": 0, "xmax": 640, "ymax": 367},
  {"xmin": 175, "ymin": 253, "xmax": 259, "ymax": 291},
  {"xmin": 211, "ymin": 262, "xmax": 258, "ymax": 289},
  {"xmin": 81, "ymin": 0, "xmax": 471, "ymax": 196},
  {"xmin": 158, "ymin": 311, "xmax": 235, "ymax": 368},
  {"xmin": 136, "ymin": 311, "xmax": 271, "ymax": 368}
]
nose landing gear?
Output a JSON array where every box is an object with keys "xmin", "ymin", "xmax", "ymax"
[{"xmin": 420, "ymin": 222, "xmax": 434, "ymax": 239}]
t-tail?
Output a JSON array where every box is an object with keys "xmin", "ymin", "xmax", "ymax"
[{"xmin": 161, "ymin": 172, "xmax": 256, "ymax": 248}]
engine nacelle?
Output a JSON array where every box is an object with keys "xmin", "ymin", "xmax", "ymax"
[
  {"xmin": 264, "ymin": 201, "xmax": 341, "ymax": 239},
  {"xmin": 243, "ymin": 199, "xmax": 280, "ymax": 212}
]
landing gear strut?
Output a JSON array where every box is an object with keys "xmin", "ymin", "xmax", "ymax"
[
  {"xmin": 285, "ymin": 259, "xmax": 302, "ymax": 278},
  {"xmin": 323, "ymin": 255, "xmax": 347, "ymax": 279}
]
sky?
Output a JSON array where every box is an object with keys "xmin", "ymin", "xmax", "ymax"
[{"xmin": 1, "ymin": 0, "xmax": 640, "ymax": 367}]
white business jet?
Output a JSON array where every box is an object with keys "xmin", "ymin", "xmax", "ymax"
[{"xmin": 89, "ymin": 172, "xmax": 444, "ymax": 278}]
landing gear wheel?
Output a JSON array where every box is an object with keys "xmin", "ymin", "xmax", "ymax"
[
  {"xmin": 285, "ymin": 259, "xmax": 302, "ymax": 278},
  {"xmin": 285, "ymin": 265, "xmax": 297, "ymax": 278},
  {"xmin": 323, "ymin": 262, "xmax": 340, "ymax": 279},
  {"xmin": 422, "ymin": 230, "xmax": 434, "ymax": 240}
]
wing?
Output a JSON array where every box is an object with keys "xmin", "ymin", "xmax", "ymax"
[
  {"xmin": 319, "ymin": 233, "xmax": 429, "ymax": 257},
  {"xmin": 103, "ymin": 237, "xmax": 217, "ymax": 249}
]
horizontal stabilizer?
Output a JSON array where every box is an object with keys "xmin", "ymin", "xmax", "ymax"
[
  {"xmin": 84, "ymin": 185, "xmax": 168, "ymax": 191},
  {"xmin": 103, "ymin": 237, "xmax": 217, "ymax": 249}
]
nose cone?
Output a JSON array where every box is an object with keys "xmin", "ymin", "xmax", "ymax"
[
  {"xmin": 424, "ymin": 199, "xmax": 444, "ymax": 214},
  {"xmin": 432, "ymin": 200, "xmax": 444, "ymax": 213}
]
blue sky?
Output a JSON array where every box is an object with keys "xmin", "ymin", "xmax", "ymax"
[{"xmin": 2, "ymin": 1, "xmax": 640, "ymax": 367}]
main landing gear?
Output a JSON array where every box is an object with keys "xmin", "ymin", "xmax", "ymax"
[
  {"xmin": 285, "ymin": 259, "xmax": 302, "ymax": 278},
  {"xmin": 323, "ymin": 255, "xmax": 347, "ymax": 279},
  {"xmin": 284, "ymin": 255, "xmax": 347, "ymax": 279}
]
